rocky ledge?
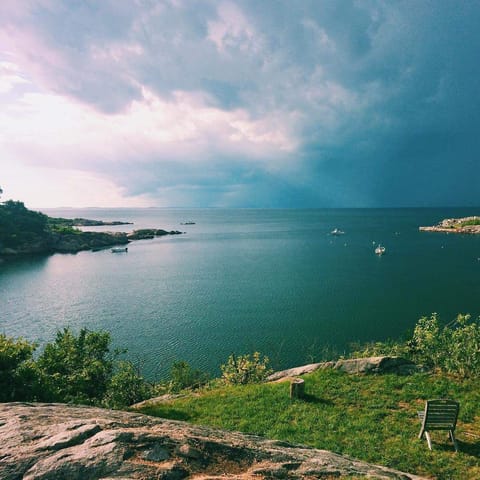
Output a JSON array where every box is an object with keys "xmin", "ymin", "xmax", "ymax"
[
  {"xmin": 0, "ymin": 402, "xmax": 426, "ymax": 479},
  {"xmin": 267, "ymin": 356, "xmax": 420, "ymax": 382},
  {"xmin": 0, "ymin": 229, "xmax": 184, "ymax": 259},
  {"xmin": 127, "ymin": 229, "xmax": 184, "ymax": 240},
  {"xmin": 419, "ymin": 216, "xmax": 480, "ymax": 234}
]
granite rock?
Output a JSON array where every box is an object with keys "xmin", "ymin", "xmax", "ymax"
[{"xmin": 0, "ymin": 402, "xmax": 427, "ymax": 479}]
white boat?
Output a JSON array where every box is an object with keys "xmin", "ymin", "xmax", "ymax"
[
  {"xmin": 375, "ymin": 245, "xmax": 386, "ymax": 255},
  {"xmin": 330, "ymin": 228, "xmax": 345, "ymax": 235},
  {"xmin": 111, "ymin": 247, "xmax": 128, "ymax": 253}
]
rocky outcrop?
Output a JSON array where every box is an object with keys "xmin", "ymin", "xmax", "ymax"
[
  {"xmin": 419, "ymin": 216, "xmax": 480, "ymax": 234},
  {"xmin": 50, "ymin": 231, "xmax": 130, "ymax": 253},
  {"xmin": 127, "ymin": 229, "xmax": 184, "ymax": 240},
  {"xmin": 0, "ymin": 402, "xmax": 426, "ymax": 479},
  {"xmin": 48, "ymin": 217, "xmax": 133, "ymax": 227},
  {"xmin": 267, "ymin": 356, "xmax": 419, "ymax": 382},
  {"xmin": 0, "ymin": 227, "xmax": 183, "ymax": 259}
]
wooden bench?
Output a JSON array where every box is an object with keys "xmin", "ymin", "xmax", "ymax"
[{"xmin": 418, "ymin": 399, "xmax": 459, "ymax": 451}]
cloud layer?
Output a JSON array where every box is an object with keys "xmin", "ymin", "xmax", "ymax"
[{"xmin": 1, "ymin": 0, "xmax": 479, "ymax": 207}]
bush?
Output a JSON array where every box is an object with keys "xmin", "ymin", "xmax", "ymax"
[
  {"xmin": 221, "ymin": 352, "xmax": 272, "ymax": 385},
  {"xmin": 0, "ymin": 328, "xmax": 155, "ymax": 407},
  {"xmin": 0, "ymin": 334, "xmax": 38, "ymax": 401},
  {"xmin": 352, "ymin": 313, "xmax": 480, "ymax": 378},
  {"xmin": 168, "ymin": 360, "xmax": 210, "ymax": 393},
  {"xmin": 36, "ymin": 328, "xmax": 114, "ymax": 403},
  {"xmin": 410, "ymin": 313, "xmax": 480, "ymax": 377},
  {"xmin": 103, "ymin": 361, "xmax": 154, "ymax": 408}
]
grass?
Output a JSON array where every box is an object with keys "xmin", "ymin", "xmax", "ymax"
[
  {"xmin": 459, "ymin": 218, "xmax": 480, "ymax": 227},
  {"xmin": 139, "ymin": 369, "xmax": 480, "ymax": 479}
]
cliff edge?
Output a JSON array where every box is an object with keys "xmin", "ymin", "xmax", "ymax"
[{"xmin": 0, "ymin": 402, "xmax": 426, "ymax": 479}]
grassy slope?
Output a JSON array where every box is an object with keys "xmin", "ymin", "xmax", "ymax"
[{"xmin": 139, "ymin": 369, "xmax": 480, "ymax": 479}]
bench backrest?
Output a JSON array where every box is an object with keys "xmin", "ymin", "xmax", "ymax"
[{"xmin": 422, "ymin": 399, "xmax": 459, "ymax": 431}]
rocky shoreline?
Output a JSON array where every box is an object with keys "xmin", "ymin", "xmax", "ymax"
[
  {"xmin": 419, "ymin": 215, "xmax": 480, "ymax": 234},
  {"xmin": 0, "ymin": 218, "xmax": 184, "ymax": 261}
]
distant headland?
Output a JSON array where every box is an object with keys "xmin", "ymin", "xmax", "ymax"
[
  {"xmin": 419, "ymin": 216, "xmax": 480, "ymax": 234},
  {"xmin": 0, "ymin": 200, "xmax": 183, "ymax": 260}
]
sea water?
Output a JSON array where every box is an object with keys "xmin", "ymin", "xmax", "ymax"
[{"xmin": 0, "ymin": 208, "xmax": 478, "ymax": 378}]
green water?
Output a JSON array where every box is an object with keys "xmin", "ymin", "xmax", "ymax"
[{"xmin": 0, "ymin": 208, "xmax": 478, "ymax": 378}]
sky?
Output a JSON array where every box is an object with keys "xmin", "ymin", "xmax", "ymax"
[{"xmin": 0, "ymin": 0, "xmax": 479, "ymax": 208}]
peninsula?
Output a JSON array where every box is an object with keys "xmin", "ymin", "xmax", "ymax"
[
  {"xmin": 0, "ymin": 200, "xmax": 183, "ymax": 260},
  {"xmin": 419, "ymin": 216, "xmax": 480, "ymax": 234},
  {"xmin": 48, "ymin": 216, "xmax": 133, "ymax": 227}
]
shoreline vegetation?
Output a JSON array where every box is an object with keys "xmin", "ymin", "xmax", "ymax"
[
  {"xmin": 0, "ymin": 199, "xmax": 183, "ymax": 260},
  {"xmin": 419, "ymin": 215, "xmax": 480, "ymax": 234},
  {"xmin": 2, "ymin": 313, "xmax": 480, "ymax": 478}
]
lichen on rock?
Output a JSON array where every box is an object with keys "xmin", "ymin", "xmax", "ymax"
[{"xmin": 0, "ymin": 402, "xmax": 426, "ymax": 479}]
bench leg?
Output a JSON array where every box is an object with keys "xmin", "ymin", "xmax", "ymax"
[
  {"xmin": 425, "ymin": 431, "xmax": 432, "ymax": 450},
  {"xmin": 449, "ymin": 430, "xmax": 459, "ymax": 452}
]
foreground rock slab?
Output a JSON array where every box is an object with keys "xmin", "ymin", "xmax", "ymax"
[{"xmin": 0, "ymin": 403, "xmax": 426, "ymax": 479}]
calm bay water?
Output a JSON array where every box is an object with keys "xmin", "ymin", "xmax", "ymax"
[{"xmin": 1, "ymin": 208, "xmax": 479, "ymax": 378}]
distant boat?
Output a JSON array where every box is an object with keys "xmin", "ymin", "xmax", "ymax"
[
  {"xmin": 330, "ymin": 228, "xmax": 345, "ymax": 236},
  {"xmin": 181, "ymin": 221, "xmax": 196, "ymax": 225},
  {"xmin": 111, "ymin": 247, "xmax": 128, "ymax": 253},
  {"xmin": 375, "ymin": 245, "xmax": 386, "ymax": 255}
]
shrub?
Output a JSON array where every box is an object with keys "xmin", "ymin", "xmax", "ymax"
[
  {"xmin": 103, "ymin": 361, "xmax": 154, "ymax": 408},
  {"xmin": 221, "ymin": 352, "xmax": 272, "ymax": 385},
  {"xmin": 0, "ymin": 334, "xmax": 38, "ymax": 401},
  {"xmin": 441, "ymin": 314, "xmax": 480, "ymax": 377},
  {"xmin": 168, "ymin": 360, "xmax": 210, "ymax": 393},
  {"xmin": 352, "ymin": 313, "xmax": 480, "ymax": 378},
  {"xmin": 36, "ymin": 327, "xmax": 114, "ymax": 403},
  {"xmin": 408, "ymin": 313, "xmax": 446, "ymax": 369}
]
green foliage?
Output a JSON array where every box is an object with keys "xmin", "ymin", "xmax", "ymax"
[
  {"xmin": 48, "ymin": 224, "xmax": 81, "ymax": 235},
  {"xmin": 103, "ymin": 361, "xmax": 154, "ymax": 409},
  {"xmin": 459, "ymin": 217, "xmax": 480, "ymax": 226},
  {"xmin": 0, "ymin": 334, "xmax": 38, "ymax": 401},
  {"xmin": 0, "ymin": 328, "xmax": 157, "ymax": 408},
  {"xmin": 168, "ymin": 360, "xmax": 209, "ymax": 393},
  {"xmin": 220, "ymin": 352, "xmax": 272, "ymax": 385},
  {"xmin": 0, "ymin": 200, "xmax": 49, "ymax": 247},
  {"xmin": 349, "ymin": 339, "xmax": 409, "ymax": 359},
  {"xmin": 408, "ymin": 313, "xmax": 445, "ymax": 369},
  {"xmin": 37, "ymin": 328, "xmax": 114, "ymax": 404},
  {"xmin": 352, "ymin": 313, "xmax": 480, "ymax": 378},
  {"xmin": 411, "ymin": 313, "xmax": 480, "ymax": 378}
]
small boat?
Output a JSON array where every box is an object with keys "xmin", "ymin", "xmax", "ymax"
[
  {"xmin": 330, "ymin": 228, "xmax": 345, "ymax": 236},
  {"xmin": 181, "ymin": 221, "xmax": 196, "ymax": 225},
  {"xmin": 375, "ymin": 245, "xmax": 386, "ymax": 255},
  {"xmin": 111, "ymin": 247, "xmax": 128, "ymax": 253}
]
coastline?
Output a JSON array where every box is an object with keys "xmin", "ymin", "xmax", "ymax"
[{"xmin": 419, "ymin": 215, "xmax": 480, "ymax": 234}]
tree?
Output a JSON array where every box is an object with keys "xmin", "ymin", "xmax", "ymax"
[
  {"xmin": 37, "ymin": 328, "xmax": 114, "ymax": 404},
  {"xmin": 0, "ymin": 334, "xmax": 38, "ymax": 401}
]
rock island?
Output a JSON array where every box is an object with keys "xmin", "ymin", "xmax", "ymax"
[{"xmin": 419, "ymin": 216, "xmax": 480, "ymax": 234}]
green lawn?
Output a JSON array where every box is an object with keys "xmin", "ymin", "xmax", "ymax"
[{"xmin": 139, "ymin": 370, "xmax": 480, "ymax": 479}]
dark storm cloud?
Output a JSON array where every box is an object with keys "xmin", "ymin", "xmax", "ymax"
[{"xmin": 1, "ymin": 0, "xmax": 479, "ymax": 206}]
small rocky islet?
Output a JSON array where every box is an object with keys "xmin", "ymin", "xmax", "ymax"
[{"xmin": 419, "ymin": 216, "xmax": 480, "ymax": 234}]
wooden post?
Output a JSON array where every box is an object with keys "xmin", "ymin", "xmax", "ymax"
[{"xmin": 290, "ymin": 378, "xmax": 305, "ymax": 399}]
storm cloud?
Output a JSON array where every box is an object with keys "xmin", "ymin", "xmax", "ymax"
[{"xmin": 1, "ymin": 0, "xmax": 479, "ymax": 207}]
